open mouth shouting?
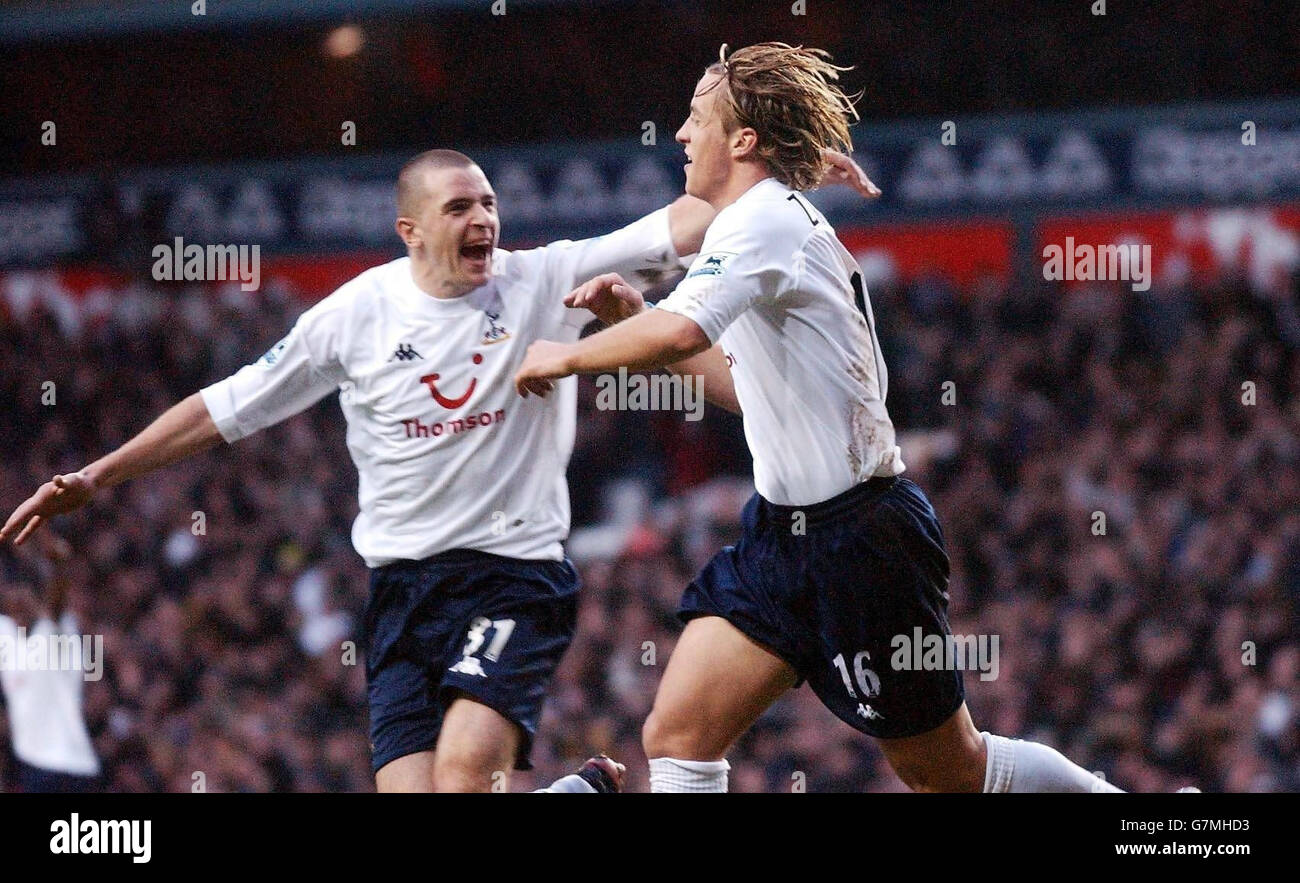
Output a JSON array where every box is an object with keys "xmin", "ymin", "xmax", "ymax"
[{"xmin": 460, "ymin": 238, "xmax": 493, "ymax": 275}]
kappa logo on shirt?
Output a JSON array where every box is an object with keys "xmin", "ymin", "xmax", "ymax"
[
  {"xmin": 686, "ymin": 251, "xmax": 737, "ymax": 279},
  {"xmin": 388, "ymin": 343, "xmax": 423, "ymax": 362}
]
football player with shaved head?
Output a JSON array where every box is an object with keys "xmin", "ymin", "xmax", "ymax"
[{"xmin": 3, "ymin": 141, "xmax": 877, "ymax": 792}]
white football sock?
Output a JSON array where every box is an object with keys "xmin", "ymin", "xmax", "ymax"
[
  {"xmin": 982, "ymin": 731, "xmax": 1123, "ymax": 793},
  {"xmin": 648, "ymin": 757, "xmax": 730, "ymax": 792},
  {"xmin": 535, "ymin": 774, "xmax": 596, "ymax": 793}
]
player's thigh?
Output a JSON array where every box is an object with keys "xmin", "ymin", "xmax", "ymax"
[
  {"xmin": 644, "ymin": 615, "xmax": 798, "ymax": 761},
  {"xmin": 803, "ymin": 477, "xmax": 965, "ymax": 741},
  {"xmin": 375, "ymin": 750, "xmax": 437, "ymax": 793},
  {"xmin": 432, "ymin": 692, "xmax": 522, "ymax": 793},
  {"xmin": 437, "ymin": 577, "xmax": 578, "ymax": 777},
  {"xmin": 873, "ymin": 702, "xmax": 986, "ymax": 793}
]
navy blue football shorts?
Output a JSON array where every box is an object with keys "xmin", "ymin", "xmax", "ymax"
[
  {"xmin": 364, "ymin": 549, "xmax": 578, "ymax": 773},
  {"xmin": 679, "ymin": 476, "xmax": 965, "ymax": 740}
]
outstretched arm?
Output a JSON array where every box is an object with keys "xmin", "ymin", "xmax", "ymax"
[
  {"xmin": 515, "ymin": 307, "xmax": 710, "ymax": 397},
  {"xmin": 0, "ymin": 393, "xmax": 221, "ymax": 545},
  {"xmin": 668, "ymin": 342, "xmax": 740, "ymax": 415},
  {"xmin": 562, "ymin": 273, "xmax": 740, "ymax": 414},
  {"xmin": 539, "ymin": 149, "xmax": 877, "ymax": 321},
  {"xmin": 82, "ymin": 392, "xmax": 221, "ymax": 489},
  {"xmin": 666, "ymin": 195, "xmax": 717, "ymax": 259}
]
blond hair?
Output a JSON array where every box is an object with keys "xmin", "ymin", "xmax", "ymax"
[{"xmin": 704, "ymin": 42, "xmax": 860, "ymax": 191}]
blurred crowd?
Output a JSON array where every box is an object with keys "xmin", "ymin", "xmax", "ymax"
[{"xmin": 0, "ymin": 258, "xmax": 1296, "ymax": 792}]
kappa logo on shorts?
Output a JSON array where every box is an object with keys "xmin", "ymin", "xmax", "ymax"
[
  {"xmin": 447, "ymin": 617, "xmax": 516, "ymax": 678},
  {"xmin": 686, "ymin": 251, "xmax": 737, "ymax": 279},
  {"xmin": 448, "ymin": 656, "xmax": 487, "ymax": 678},
  {"xmin": 856, "ymin": 702, "xmax": 884, "ymax": 721}
]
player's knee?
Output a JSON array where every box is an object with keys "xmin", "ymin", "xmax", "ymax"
[
  {"xmin": 890, "ymin": 758, "xmax": 953, "ymax": 793},
  {"xmin": 641, "ymin": 709, "xmax": 673, "ymax": 758},
  {"xmin": 887, "ymin": 743, "xmax": 984, "ymax": 793},
  {"xmin": 433, "ymin": 742, "xmax": 509, "ymax": 792},
  {"xmin": 642, "ymin": 709, "xmax": 716, "ymax": 761},
  {"xmin": 374, "ymin": 753, "xmax": 437, "ymax": 793}
]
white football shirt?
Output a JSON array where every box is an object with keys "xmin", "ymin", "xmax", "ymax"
[
  {"xmin": 656, "ymin": 178, "xmax": 904, "ymax": 506},
  {"xmin": 0, "ymin": 612, "xmax": 100, "ymax": 776},
  {"xmin": 201, "ymin": 207, "xmax": 685, "ymax": 567}
]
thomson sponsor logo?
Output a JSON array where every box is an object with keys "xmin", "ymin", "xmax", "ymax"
[
  {"xmin": 401, "ymin": 410, "xmax": 506, "ymax": 438},
  {"xmin": 594, "ymin": 367, "xmax": 704, "ymax": 422},
  {"xmin": 0, "ymin": 627, "xmax": 102, "ymax": 681},
  {"xmin": 1042, "ymin": 237, "xmax": 1151, "ymax": 291},
  {"xmin": 50, "ymin": 814, "xmax": 151, "ymax": 864},
  {"xmin": 151, "ymin": 235, "xmax": 260, "ymax": 291},
  {"xmin": 890, "ymin": 628, "xmax": 1000, "ymax": 682}
]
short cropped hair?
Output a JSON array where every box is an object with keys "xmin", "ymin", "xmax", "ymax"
[
  {"xmin": 396, "ymin": 149, "xmax": 477, "ymax": 217},
  {"xmin": 704, "ymin": 42, "xmax": 860, "ymax": 191}
]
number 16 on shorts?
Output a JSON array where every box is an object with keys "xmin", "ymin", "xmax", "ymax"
[
  {"xmin": 832, "ymin": 650, "xmax": 885, "ymax": 722},
  {"xmin": 449, "ymin": 616, "xmax": 516, "ymax": 678}
]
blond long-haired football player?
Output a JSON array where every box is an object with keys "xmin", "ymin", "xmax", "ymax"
[{"xmin": 515, "ymin": 42, "xmax": 1178, "ymax": 793}]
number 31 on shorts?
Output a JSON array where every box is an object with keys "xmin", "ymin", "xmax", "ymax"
[{"xmin": 449, "ymin": 616, "xmax": 516, "ymax": 677}]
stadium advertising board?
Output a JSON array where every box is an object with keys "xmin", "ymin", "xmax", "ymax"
[
  {"xmin": 1037, "ymin": 205, "xmax": 1300, "ymax": 292},
  {"xmin": 0, "ymin": 99, "xmax": 1296, "ymax": 269}
]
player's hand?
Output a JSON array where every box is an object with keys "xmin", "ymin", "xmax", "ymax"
[
  {"xmin": 565, "ymin": 273, "xmax": 645, "ymax": 326},
  {"xmin": 820, "ymin": 148, "xmax": 881, "ymax": 197},
  {"xmin": 515, "ymin": 340, "xmax": 574, "ymax": 398},
  {"xmin": 0, "ymin": 472, "xmax": 98, "ymax": 546}
]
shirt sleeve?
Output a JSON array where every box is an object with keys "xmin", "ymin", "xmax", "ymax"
[
  {"xmin": 199, "ymin": 303, "xmax": 346, "ymax": 443},
  {"xmin": 654, "ymin": 208, "xmax": 798, "ymax": 344},
  {"xmin": 511, "ymin": 206, "xmax": 689, "ymax": 331}
]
